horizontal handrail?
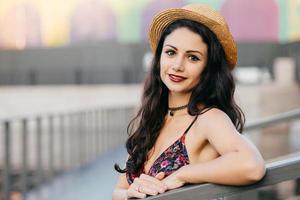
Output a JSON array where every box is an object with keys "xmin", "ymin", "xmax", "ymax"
[
  {"xmin": 146, "ymin": 153, "xmax": 300, "ymax": 200},
  {"xmin": 244, "ymin": 108, "xmax": 300, "ymax": 131}
]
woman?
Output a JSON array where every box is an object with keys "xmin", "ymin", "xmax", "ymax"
[{"xmin": 112, "ymin": 4, "xmax": 266, "ymax": 199}]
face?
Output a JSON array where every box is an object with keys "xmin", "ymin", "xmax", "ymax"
[{"xmin": 160, "ymin": 27, "xmax": 208, "ymax": 95}]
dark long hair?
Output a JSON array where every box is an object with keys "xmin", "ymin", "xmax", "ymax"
[{"xmin": 114, "ymin": 19, "xmax": 245, "ymax": 174}]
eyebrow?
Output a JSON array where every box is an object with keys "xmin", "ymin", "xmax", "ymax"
[{"xmin": 164, "ymin": 44, "xmax": 204, "ymax": 56}]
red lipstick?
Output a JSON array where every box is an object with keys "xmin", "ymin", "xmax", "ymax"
[{"xmin": 168, "ymin": 74, "xmax": 187, "ymax": 82}]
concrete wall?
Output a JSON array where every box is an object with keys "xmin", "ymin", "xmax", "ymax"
[
  {"xmin": 0, "ymin": 41, "xmax": 299, "ymax": 85},
  {"xmin": 0, "ymin": 42, "xmax": 149, "ymax": 85}
]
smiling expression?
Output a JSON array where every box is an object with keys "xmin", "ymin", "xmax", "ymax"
[{"xmin": 160, "ymin": 27, "xmax": 208, "ymax": 95}]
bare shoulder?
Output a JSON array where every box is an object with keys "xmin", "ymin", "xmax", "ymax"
[
  {"xmin": 196, "ymin": 107, "xmax": 234, "ymax": 130},
  {"xmin": 195, "ymin": 108, "xmax": 245, "ymax": 154},
  {"xmin": 196, "ymin": 108, "xmax": 240, "ymax": 139}
]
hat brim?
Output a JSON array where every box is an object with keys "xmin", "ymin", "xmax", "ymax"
[{"xmin": 148, "ymin": 8, "xmax": 237, "ymax": 69}]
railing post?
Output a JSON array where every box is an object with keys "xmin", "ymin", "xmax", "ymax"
[
  {"xmin": 79, "ymin": 112, "xmax": 85, "ymax": 166},
  {"xmin": 95, "ymin": 109, "xmax": 101, "ymax": 156},
  {"xmin": 80, "ymin": 111, "xmax": 85, "ymax": 165},
  {"xmin": 296, "ymin": 178, "xmax": 300, "ymax": 195},
  {"xmin": 48, "ymin": 115, "xmax": 54, "ymax": 178},
  {"xmin": 73, "ymin": 113, "xmax": 79, "ymax": 168},
  {"xmin": 88, "ymin": 110, "xmax": 94, "ymax": 160},
  {"xmin": 3, "ymin": 121, "xmax": 11, "ymax": 200},
  {"xmin": 99, "ymin": 109, "xmax": 105, "ymax": 154},
  {"xmin": 67, "ymin": 114, "xmax": 72, "ymax": 169},
  {"xmin": 36, "ymin": 116, "xmax": 43, "ymax": 184},
  {"xmin": 92, "ymin": 110, "xmax": 97, "ymax": 160},
  {"xmin": 21, "ymin": 119, "xmax": 28, "ymax": 199},
  {"xmin": 85, "ymin": 111, "xmax": 89, "ymax": 163},
  {"xmin": 59, "ymin": 114, "xmax": 65, "ymax": 171},
  {"xmin": 72, "ymin": 113, "xmax": 79, "ymax": 168},
  {"xmin": 103, "ymin": 109, "xmax": 108, "ymax": 152},
  {"xmin": 87, "ymin": 111, "xmax": 92, "ymax": 162},
  {"xmin": 94, "ymin": 110, "xmax": 99, "ymax": 158}
]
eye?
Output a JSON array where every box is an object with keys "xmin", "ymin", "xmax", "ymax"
[
  {"xmin": 165, "ymin": 49, "xmax": 176, "ymax": 57},
  {"xmin": 188, "ymin": 55, "xmax": 200, "ymax": 62}
]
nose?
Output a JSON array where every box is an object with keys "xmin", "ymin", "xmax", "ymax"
[{"xmin": 172, "ymin": 56, "xmax": 184, "ymax": 72}]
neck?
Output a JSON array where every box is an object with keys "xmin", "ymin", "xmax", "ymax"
[
  {"xmin": 168, "ymin": 92, "xmax": 191, "ymax": 108},
  {"xmin": 167, "ymin": 92, "xmax": 191, "ymax": 117}
]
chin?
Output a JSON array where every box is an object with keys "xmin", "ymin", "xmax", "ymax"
[
  {"xmin": 167, "ymin": 86, "xmax": 189, "ymax": 94},
  {"xmin": 163, "ymin": 79, "xmax": 193, "ymax": 94}
]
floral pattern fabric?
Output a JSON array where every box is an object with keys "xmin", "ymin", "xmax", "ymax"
[
  {"xmin": 126, "ymin": 134, "xmax": 189, "ymax": 184},
  {"xmin": 147, "ymin": 134, "xmax": 190, "ymax": 177}
]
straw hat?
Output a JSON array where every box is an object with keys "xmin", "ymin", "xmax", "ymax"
[{"xmin": 148, "ymin": 4, "xmax": 237, "ymax": 69}]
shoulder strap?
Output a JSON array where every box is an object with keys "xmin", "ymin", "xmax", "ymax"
[
  {"xmin": 199, "ymin": 106, "xmax": 215, "ymax": 115},
  {"xmin": 183, "ymin": 115, "xmax": 198, "ymax": 134},
  {"xmin": 183, "ymin": 107, "xmax": 215, "ymax": 134}
]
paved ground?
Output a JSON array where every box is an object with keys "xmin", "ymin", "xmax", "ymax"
[{"xmin": 26, "ymin": 146, "xmax": 127, "ymax": 200}]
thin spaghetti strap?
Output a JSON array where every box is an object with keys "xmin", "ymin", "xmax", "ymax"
[
  {"xmin": 183, "ymin": 107, "xmax": 215, "ymax": 134},
  {"xmin": 199, "ymin": 106, "xmax": 215, "ymax": 115},
  {"xmin": 183, "ymin": 115, "xmax": 198, "ymax": 134}
]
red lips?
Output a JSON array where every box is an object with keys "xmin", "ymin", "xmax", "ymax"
[{"xmin": 168, "ymin": 74, "xmax": 187, "ymax": 82}]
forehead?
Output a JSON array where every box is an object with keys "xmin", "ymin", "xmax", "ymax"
[{"xmin": 163, "ymin": 27, "xmax": 207, "ymax": 53}]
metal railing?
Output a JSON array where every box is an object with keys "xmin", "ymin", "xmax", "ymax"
[
  {"xmin": 244, "ymin": 108, "xmax": 300, "ymax": 131},
  {"xmin": 0, "ymin": 106, "xmax": 135, "ymax": 200},
  {"xmin": 144, "ymin": 108, "xmax": 300, "ymax": 200},
  {"xmin": 146, "ymin": 153, "xmax": 300, "ymax": 200}
]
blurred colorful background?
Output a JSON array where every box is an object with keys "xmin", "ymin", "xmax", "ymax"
[
  {"xmin": 0, "ymin": 0, "xmax": 300, "ymax": 50},
  {"xmin": 1, "ymin": 1, "xmax": 300, "ymax": 200}
]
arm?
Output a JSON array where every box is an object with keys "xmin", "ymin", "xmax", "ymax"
[{"xmin": 163, "ymin": 108, "xmax": 266, "ymax": 189}]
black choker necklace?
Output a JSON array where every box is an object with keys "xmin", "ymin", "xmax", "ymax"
[{"xmin": 168, "ymin": 104, "xmax": 188, "ymax": 116}]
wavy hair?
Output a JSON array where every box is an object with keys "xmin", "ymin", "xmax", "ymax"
[{"xmin": 115, "ymin": 19, "xmax": 245, "ymax": 174}]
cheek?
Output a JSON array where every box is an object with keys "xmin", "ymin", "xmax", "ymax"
[
  {"xmin": 160, "ymin": 66, "xmax": 164, "ymax": 79},
  {"xmin": 159, "ymin": 63, "xmax": 165, "ymax": 80},
  {"xmin": 160, "ymin": 57, "xmax": 167, "ymax": 70},
  {"xmin": 160, "ymin": 57, "xmax": 169, "ymax": 75},
  {"xmin": 190, "ymin": 66, "xmax": 205, "ymax": 82},
  {"xmin": 160, "ymin": 53, "xmax": 173, "ymax": 69}
]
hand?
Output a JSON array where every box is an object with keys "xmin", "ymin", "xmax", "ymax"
[
  {"xmin": 161, "ymin": 169, "xmax": 185, "ymax": 190},
  {"xmin": 126, "ymin": 172, "xmax": 168, "ymax": 199}
]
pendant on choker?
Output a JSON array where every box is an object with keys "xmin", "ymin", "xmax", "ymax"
[{"xmin": 168, "ymin": 104, "xmax": 188, "ymax": 116}]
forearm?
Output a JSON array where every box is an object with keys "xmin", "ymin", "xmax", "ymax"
[
  {"xmin": 112, "ymin": 188, "xmax": 127, "ymax": 200},
  {"xmin": 178, "ymin": 151, "xmax": 265, "ymax": 186}
]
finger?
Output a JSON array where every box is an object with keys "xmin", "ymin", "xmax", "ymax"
[
  {"xmin": 127, "ymin": 187, "xmax": 146, "ymax": 199},
  {"xmin": 135, "ymin": 178, "xmax": 162, "ymax": 195},
  {"xmin": 161, "ymin": 176, "xmax": 183, "ymax": 191},
  {"xmin": 139, "ymin": 174, "xmax": 167, "ymax": 193},
  {"xmin": 155, "ymin": 172, "xmax": 165, "ymax": 180},
  {"xmin": 138, "ymin": 184, "xmax": 159, "ymax": 196},
  {"xmin": 140, "ymin": 173, "xmax": 165, "ymax": 185}
]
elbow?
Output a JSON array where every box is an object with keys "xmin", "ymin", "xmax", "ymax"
[
  {"xmin": 245, "ymin": 159, "xmax": 266, "ymax": 183},
  {"xmin": 112, "ymin": 190, "xmax": 117, "ymax": 200},
  {"xmin": 112, "ymin": 189, "xmax": 122, "ymax": 200},
  {"xmin": 112, "ymin": 188, "xmax": 128, "ymax": 200}
]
